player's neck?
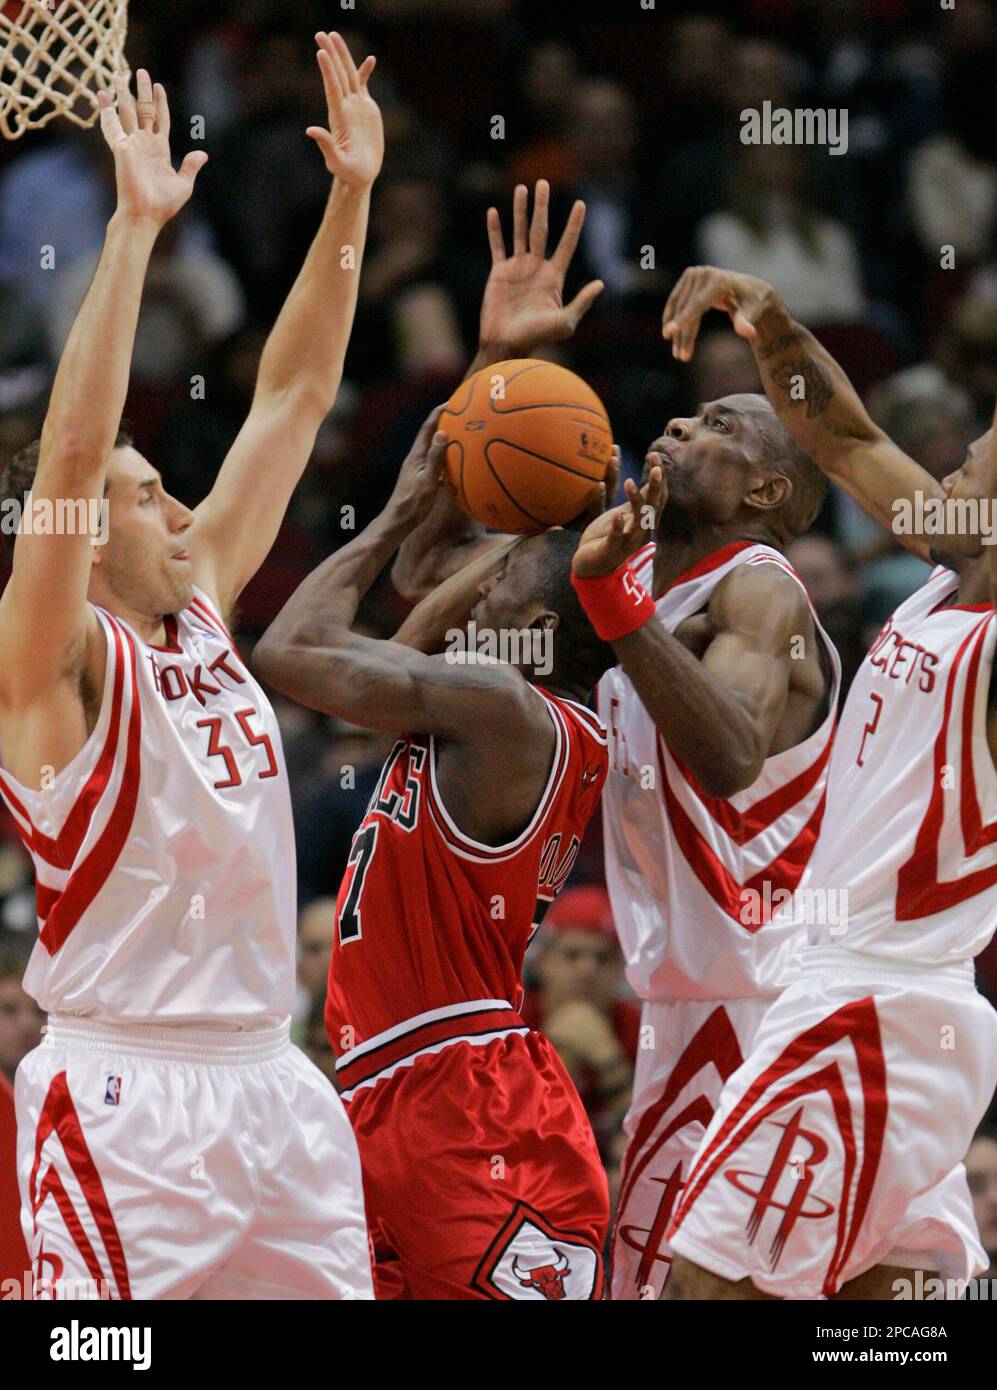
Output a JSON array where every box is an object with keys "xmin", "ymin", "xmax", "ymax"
[
  {"xmin": 651, "ymin": 524, "xmax": 781, "ymax": 598},
  {"xmin": 955, "ymin": 555, "xmax": 993, "ymax": 607},
  {"xmin": 88, "ymin": 583, "xmax": 171, "ymax": 646}
]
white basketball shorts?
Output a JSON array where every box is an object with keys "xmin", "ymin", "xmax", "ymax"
[
  {"xmin": 668, "ymin": 949, "xmax": 996, "ymax": 1299},
  {"xmin": 612, "ymin": 994, "xmax": 773, "ymax": 1300},
  {"xmin": 16, "ymin": 1016, "xmax": 374, "ymax": 1300}
]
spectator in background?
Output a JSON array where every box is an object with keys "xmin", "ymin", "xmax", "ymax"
[
  {"xmin": 0, "ymin": 944, "xmax": 44, "ymax": 1086},
  {"xmin": 509, "ymin": 41, "xmax": 581, "ymax": 190},
  {"xmin": 293, "ymin": 897, "xmax": 338, "ymax": 1042},
  {"xmin": 786, "ymin": 534, "xmax": 868, "ymax": 699},
  {"xmin": 45, "ymin": 210, "xmax": 245, "ymax": 380},
  {"xmin": 523, "ymin": 886, "xmax": 637, "ymax": 1150},
  {"xmin": 966, "ymin": 1124, "xmax": 997, "ymax": 1283},
  {"xmin": 689, "ymin": 326, "xmax": 762, "ymax": 405},
  {"xmin": 837, "ymin": 364, "xmax": 972, "ymax": 628},
  {"xmin": 697, "ymin": 142, "xmax": 866, "ymax": 324},
  {"xmin": 295, "ymin": 720, "xmax": 395, "ymax": 906},
  {"xmin": 356, "ymin": 176, "xmax": 465, "ymax": 381}
]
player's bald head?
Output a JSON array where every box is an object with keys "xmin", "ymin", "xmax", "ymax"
[{"xmin": 722, "ymin": 394, "xmax": 828, "ymax": 540}]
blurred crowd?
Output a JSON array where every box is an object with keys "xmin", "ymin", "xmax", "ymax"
[{"xmin": 1, "ymin": 0, "xmax": 997, "ymax": 1247}]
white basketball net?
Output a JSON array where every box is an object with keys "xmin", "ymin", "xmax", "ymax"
[{"xmin": 0, "ymin": 0, "xmax": 129, "ymax": 139}]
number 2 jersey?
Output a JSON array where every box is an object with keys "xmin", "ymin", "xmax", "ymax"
[
  {"xmin": 0, "ymin": 588, "xmax": 297, "ymax": 1028},
  {"xmin": 799, "ymin": 565, "xmax": 997, "ymax": 965},
  {"xmin": 324, "ymin": 685, "xmax": 608, "ymax": 1097}
]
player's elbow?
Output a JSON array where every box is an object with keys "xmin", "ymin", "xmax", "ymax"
[{"xmin": 689, "ymin": 742, "xmax": 764, "ymax": 800}]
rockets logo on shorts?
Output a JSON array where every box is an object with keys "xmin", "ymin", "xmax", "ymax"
[
  {"xmin": 723, "ymin": 1106, "xmax": 836, "ymax": 1270},
  {"xmin": 472, "ymin": 1203, "xmax": 600, "ymax": 1301},
  {"xmin": 103, "ymin": 1076, "xmax": 122, "ymax": 1107}
]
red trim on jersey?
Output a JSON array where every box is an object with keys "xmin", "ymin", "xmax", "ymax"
[
  {"xmin": 425, "ymin": 698, "xmax": 569, "ymax": 862},
  {"xmin": 896, "ymin": 614, "xmax": 997, "ymax": 918},
  {"xmin": 39, "ymin": 623, "xmax": 143, "ymax": 954},
  {"xmin": 30, "ymin": 1071, "xmax": 131, "ymax": 1299},
  {"xmin": 145, "ymin": 612, "xmax": 182, "ymax": 654},
  {"xmin": 0, "ymin": 617, "xmax": 129, "ymax": 872},
  {"xmin": 662, "ymin": 540, "xmax": 756, "ymax": 595},
  {"xmin": 616, "ymin": 1005, "xmax": 744, "ymax": 1219},
  {"xmin": 671, "ymin": 729, "xmax": 834, "ymax": 846},
  {"xmin": 189, "ymin": 593, "xmax": 235, "ymax": 648},
  {"xmin": 668, "ymin": 996, "xmax": 887, "ymax": 1298},
  {"xmin": 336, "ymin": 1005, "xmax": 527, "ymax": 1091},
  {"xmin": 657, "ymin": 737, "xmax": 829, "ymax": 928}
]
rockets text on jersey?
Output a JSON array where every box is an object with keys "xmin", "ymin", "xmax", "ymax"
[
  {"xmin": 801, "ymin": 567, "xmax": 997, "ymax": 965},
  {"xmin": 0, "ymin": 588, "xmax": 297, "ymax": 1027}
]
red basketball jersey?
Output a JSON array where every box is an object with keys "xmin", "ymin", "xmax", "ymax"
[{"xmin": 325, "ymin": 686, "xmax": 608, "ymax": 1097}]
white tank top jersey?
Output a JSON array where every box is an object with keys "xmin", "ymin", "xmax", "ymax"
[
  {"xmin": 801, "ymin": 566, "xmax": 997, "ymax": 965},
  {"xmin": 597, "ymin": 541, "xmax": 841, "ymax": 1003},
  {"xmin": 0, "ymin": 587, "xmax": 296, "ymax": 1028}
]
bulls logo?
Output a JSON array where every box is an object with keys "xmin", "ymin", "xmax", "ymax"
[
  {"xmin": 724, "ymin": 1106, "xmax": 835, "ymax": 1269},
  {"xmin": 512, "ymin": 1248, "xmax": 570, "ymax": 1300},
  {"xmin": 472, "ymin": 1203, "xmax": 601, "ymax": 1301}
]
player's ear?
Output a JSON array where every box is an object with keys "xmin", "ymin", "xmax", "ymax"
[{"xmin": 746, "ymin": 472, "xmax": 791, "ymax": 514}]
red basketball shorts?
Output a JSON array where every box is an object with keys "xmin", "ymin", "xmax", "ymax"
[{"xmin": 344, "ymin": 1028, "xmax": 609, "ymax": 1300}]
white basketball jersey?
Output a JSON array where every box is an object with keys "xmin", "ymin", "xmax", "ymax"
[
  {"xmin": 803, "ymin": 566, "xmax": 997, "ymax": 965},
  {"xmin": 597, "ymin": 541, "xmax": 841, "ymax": 1002},
  {"xmin": 0, "ymin": 588, "xmax": 296, "ymax": 1027}
]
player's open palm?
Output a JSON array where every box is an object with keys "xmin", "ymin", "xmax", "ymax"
[
  {"xmin": 662, "ymin": 266, "xmax": 773, "ymax": 362},
  {"xmin": 572, "ymin": 464, "xmax": 666, "ymax": 579},
  {"xmin": 98, "ymin": 71, "xmax": 208, "ymax": 226},
  {"xmin": 307, "ymin": 31, "xmax": 383, "ymax": 188},
  {"xmin": 480, "ymin": 181, "xmax": 604, "ymax": 354}
]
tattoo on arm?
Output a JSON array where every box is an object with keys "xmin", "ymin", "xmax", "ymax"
[{"xmin": 767, "ymin": 353, "xmax": 835, "ymax": 418}]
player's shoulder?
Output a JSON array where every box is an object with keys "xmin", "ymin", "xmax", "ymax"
[{"xmin": 709, "ymin": 552, "xmax": 810, "ymax": 628}]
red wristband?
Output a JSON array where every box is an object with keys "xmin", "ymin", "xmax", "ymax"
[{"xmin": 571, "ymin": 562, "xmax": 656, "ymax": 641}]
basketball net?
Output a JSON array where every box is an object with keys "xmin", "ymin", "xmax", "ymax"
[{"xmin": 0, "ymin": 0, "xmax": 129, "ymax": 139}]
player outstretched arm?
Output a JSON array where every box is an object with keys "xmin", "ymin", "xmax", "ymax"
[
  {"xmin": 662, "ymin": 267, "xmax": 950, "ymax": 563},
  {"xmin": 189, "ymin": 32, "xmax": 383, "ymax": 616},
  {"xmin": 0, "ymin": 73, "xmax": 205, "ymax": 720},
  {"xmin": 573, "ymin": 469, "xmax": 811, "ymax": 798},
  {"xmin": 392, "ymin": 179, "xmax": 606, "ymax": 602},
  {"xmin": 252, "ymin": 412, "xmax": 550, "ymax": 747}
]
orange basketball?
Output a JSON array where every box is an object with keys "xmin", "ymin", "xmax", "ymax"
[{"xmin": 440, "ymin": 359, "xmax": 613, "ymax": 533}]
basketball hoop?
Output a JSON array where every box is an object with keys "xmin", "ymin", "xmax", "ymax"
[{"xmin": 0, "ymin": 0, "xmax": 129, "ymax": 140}]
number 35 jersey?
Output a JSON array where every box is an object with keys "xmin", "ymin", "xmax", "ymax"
[
  {"xmin": 803, "ymin": 567, "xmax": 997, "ymax": 965},
  {"xmin": 324, "ymin": 687, "xmax": 608, "ymax": 1078},
  {"xmin": 0, "ymin": 588, "xmax": 296, "ymax": 1028}
]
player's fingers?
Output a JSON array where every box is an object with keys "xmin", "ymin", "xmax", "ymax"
[
  {"xmin": 512, "ymin": 183, "xmax": 529, "ymax": 256},
  {"xmin": 357, "ymin": 55, "xmax": 376, "ymax": 88},
  {"xmin": 529, "ymin": 179, "xmax": 549, "ymax": 258},
  {"xmin": 486, "ymin": 206, "xmax": 506, "ymax": 263},
  {"xmin": 153, "ymin": 82, "xmax": 170, "ymax": 139},
  {"xmin": 134, "ymin": 68, "xmax": 156, "ymax": 130},
  {"xmin": 330, "ymin": 30, "xmax": 361, "ymax": 92},
  {"xmin": 114, "ymin": 73, "xmax": 137, "ymax": 134},
  {"xmin": 316, "ymin": 48, "xmax": 345, "ymax": 113},
  {"xmin": 563, "ymin": 279, "xmax": 604, "ymax": 331},
  {"xmin": 178, "ymin": 150, "xmax": 209, "ymax": 185},
  {"xmin": 98, "ymin": 90, "xmax": 127, "ymax": 148},
  {"xmin": 551, "ymin": 199, "xmax": 586, "ymax": 275},
  {"xmin": 320, "ymin": 32, "xmax": 350, "ymax": 100},
  {"xmin": 306, "ymin": 127, "xmax": 338, "ymax": 164},
  {"xmin": 662, "ymin": 268, "xmax": 694, "ymax": 333}
]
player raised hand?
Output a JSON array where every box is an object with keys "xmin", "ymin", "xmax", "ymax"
[
  {"xmin": 572, "ymin": 461, "xmax": 666, "ymax": 579},
  {"xmin": 662, "ymin": 266, "xmax": 774, "ymax": 362},
  {"xmin": 480, "ymin": 181, "xmax": 604, "ymax": 355},
  {"xmin": 98, "ymin": 71, "xmax": 208, "ymax": 226},
  {"xmin": 387, "ymin": 406, "xmax": 450, "ymax": 527},
  {"xmin": 307, "ymin": 31, "xmax": 384, "ymax": 187}
]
